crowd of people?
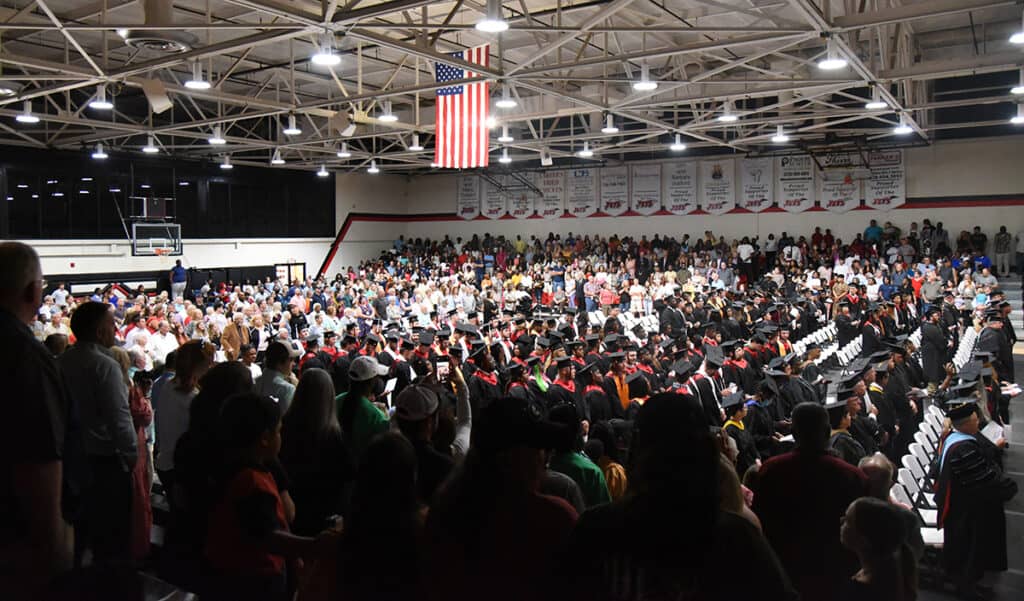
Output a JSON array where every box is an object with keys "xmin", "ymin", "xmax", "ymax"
[{"xmin": 0, "ymin": 217, "xmax": 1020, "ymax": 601}]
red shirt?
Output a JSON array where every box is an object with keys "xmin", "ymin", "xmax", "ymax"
[{"xmin": 205, "ymin": 467, "xmax": 288, "ymax": 577}]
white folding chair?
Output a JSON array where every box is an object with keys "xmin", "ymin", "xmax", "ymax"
[
  {"xmin": 899, "ymin": 467, "xmax": 938, "ymax": 514},
  {"xmin": 910, "ymin": 443, "xmax": 934, "ymax": 471},
  {"xmin": 914, "ymin": 430, "xmax": 936, "ymax": 454},
  {"xmin": 902, "ymin": 455, "xmax": 935, "ymax": 502},
  {"xmin": 924, "ymin": 412, "xmax": 941, "ymax": 431},
  {"xmin": 927, "ymin": 404, "xmax": 944, "ymax": 420}
]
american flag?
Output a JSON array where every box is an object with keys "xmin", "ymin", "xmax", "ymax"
[{"xmin": 435, "ymin": 44, "xmax": 489, "ymax": 169}]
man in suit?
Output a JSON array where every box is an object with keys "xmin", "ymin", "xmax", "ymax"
[{"xmin": 221, "ymin": 312, "xmax": 250, "ymax": 361}]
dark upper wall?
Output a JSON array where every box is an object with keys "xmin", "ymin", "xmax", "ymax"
[{"xmin": 0, "ymin": 146, "xmax": 334, "ymax": 240}]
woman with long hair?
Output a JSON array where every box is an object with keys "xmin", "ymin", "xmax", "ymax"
[
  {"xmin": 279, "ymin": 368, "xmax": 355, "ymax": 536},
  {"xmin": 110, "ymin": 346, "xmax": 154, "ymax": 561},
  {"xmin": 838, "ymin": 497, "xmax": 918, "ymax": 601}
]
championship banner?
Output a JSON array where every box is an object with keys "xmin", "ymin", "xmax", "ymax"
[
  {"xmin": 776, "ymin": 155, "xmax": 815, "ymax": 213},
  {"xmin": 866, "ymin": 150, "xmax": 905, "ymax": 210},
  {"xmin": 535, "ymin": 171, "xmax": 566, "ymax": 219},
  {"xmin": 740, "ymin": 157, "xmax": 774, "ymax": 212},
  {"xmin": 600, "ymin": 165, "xmax": 629, "ymax": 216},
  {"xmin": 566, "ymin": 168, "xmax": 598, "ymax": 218},
  {"xmin": 820, "ymin": 172, "xmax": 861, "ymax": 213},
  {"xmin": 663, "ymin": 161, "xmax": 697, "ymax": 215},
  {"xmin": 482, "ymin": 176, "xmax": 507, "ymax": 219},
  {"xmin": 630, "ymin": 164, "xmax": 662, "ymax": 216},
  {"xmin": 456, "ymin": 175, "xmax": 480, "ymax": 220},
  {"xmin": 699, "ymin": 159, "xmax": 735, "ymax": 215},
  {"xmin": 508, "ymin": 188, "xmax": 535, "ymax": 219}
]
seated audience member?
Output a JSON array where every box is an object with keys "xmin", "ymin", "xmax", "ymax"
[
  {"xmin": 425, "ymin": 395, "xmax": 579, "ymax": 601},
  {"xmin": 752, "ymin": 402, "xmax": 868, "ymax": 601},
  {"xmin": 838, "ymin": 497, "xmax": 919, "ymax": 601},
  {"xmin": 561, "ymin": 393, "xmax": 796, "ymax": 600},
  {"xmin": 858, "ymin": 453, "xmax": 924, "ymax": 561},
  {"xmin": 278, "ymin": 368, "xmax": 354, "ymax": 537}
]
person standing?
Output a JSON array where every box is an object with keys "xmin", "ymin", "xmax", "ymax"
[
  {"xmin": 934, "ymin": 400, "xmax": 1018, "ymax": 598},
  {"xmin": 169, "ymin": 259, "xmax": 188, "ymax": 301},
  {"xmin": 0, "ymin": 242, "xmax": 72, "ymax": 599},
  {"xmin": 993, "ymin": 226, "xmax": 1012, "ymax": 278},
  {"xmin": 60, "ymin": 301, "xmax": 139, "ymax": 564},
  {"xmin": 920, "ymin": 306, "xmax": 950, "ymax": 393}
]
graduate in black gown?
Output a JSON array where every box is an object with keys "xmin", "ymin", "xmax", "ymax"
[
  {"xmin": 933, "ymin": 399, "xmax": 1018, "ymax": 598},
  {"xmin": 466, "ymin": 345, "xmax": 502, "ymax": 414},
  {"xmin": 722, "ymin": 340, "xmax": 757, "ymax": 395},
  {"xmin": 578, "ymin": 361, "xmax": 614, "ymax": 424},
  {"xmin": 546, "ymin": 356, "xmax": 588, "ymax": 423},
  {"xmin": 723, "ymin": 391, "xmax": 760, "ymax": 476},
  {"xmin": 743, "ymin": 381, "xmax": 781, "ymax": 459},
  {"xmin": 826, "ymin": 400, "xmax": 866, "ymax": 467}
]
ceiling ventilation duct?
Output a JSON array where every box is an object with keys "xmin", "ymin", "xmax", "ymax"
[{"xmin": 122, "ymin": 0, "xmax": 197, "ymax": 54}]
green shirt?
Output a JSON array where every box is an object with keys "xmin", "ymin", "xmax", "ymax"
[
  {"xmin": 335, "ymin": 392, "xmax": 389, "ymax": 462},
  {"xmin": 549, "ymin": 451, "xmax": 611, "ymax": 508}
]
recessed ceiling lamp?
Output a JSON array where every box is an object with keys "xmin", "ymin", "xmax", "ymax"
[
  {"xmin": 311, "ymin": 30, "xmax": 341, "ymax": 66},
  {"xmin": 336, "ymin": 143, "xmax": 351, "ymax": 158},
  {"xmin": 89, "ymin": 85, "xmax": 114, "ymax": 110},
  {"xmin": 270, "ymin": 149, "xmax": 285, "ymax": 165},
  {"xmin": 184, "ymin": 62, "xmax": 211, "ymax": 90},
  {"xmin": 817, "ymin": 36, "xmax": 848, "ymax": 70},
  {"xmin": 475, "ymin": 0, "xmax": 509, "ymax": 33},
  {"xmin": 864, "ymin": 86, "xmax": 888, "ymax": 110},
  {"xmin": 499, "ymin": 148, "xmax": 512, "ymax": 163},
  {"xmin": 576, "ymin": 141, "xmax": 594, "ymax": 158},
  {"xmin": 498, "ymin": 125, "xmax": 514, "ymax": 143},
  {"xmin": 283, "ymin": 113, "xmax": 302, "ymax": 135},
  {"xmin": 1011, "ymin": 104, "xmax": 1024, "ymax": 125},
  {"xmin": 495, "ymin": 84, "xmax": 517, "ymax": 108},
  {"xmin": 378, "ymin": 101, "xmax": 399, "ymax": 123},
  {"xmin": 669, "ymin": 133, "xmax": 686, "ymax": 151},
  {"xmin": 892, "ymin": 114, "xmax": 913, "ymax": 135},
  {"xmin": 91, "ymin": 143, "xmax": 108, "ymax": 159},
  {"xmin": 208, "ymin": 125, "xmax": 226, "ymax": 145},
  {"xmin": 771, "ymin": 125, "xmax": 790, "ymax": 143},
  {"xmin": 142, "ymin": 135, "xmax": 159, "ymax": 153},
  {"xmin": 632, "ymin": 63, "xmax": 658, "ymax": 92},
  {"xmin": 367, "ymin": 159, "xmax": 380, "ymax": 174},
  {"xmin": 16, "ymin": 100, "xmax": 39, "ymax": 124},
  {"xmin": 220, "ymin": 155, "xmax": 233, "ymax": 169},
  {"xmin": 600, "ymin": 114, "xmax": 619, "ymax": 134},
  {"xmin": 317, "ymin": 164, "xmax": 329, "ymax": 177},
  {"xmin": 717, "ymin": 101, "xmax": 739, "ymax": 123},
  {"xmin": 409, "ymin": 134, "xmax": 424, "ymax": 151}
]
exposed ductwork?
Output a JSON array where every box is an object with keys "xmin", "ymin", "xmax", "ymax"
[{"xmin": 122, "ymin": 0, "xmax": 198, "ymax": 54}]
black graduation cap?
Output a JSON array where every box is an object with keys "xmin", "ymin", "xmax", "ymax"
[
  {"xmin": 767, "ymin": 356, "xmax": 788, "ymax": 371},
  {"xmin": 565, "ymin": 340, "xmax": 584, "ymax": 350},
  {"xmin": 501, "ymin": 307, "xmax": 516, "ymax": 316},
  {"xmin": 751, "ymin": 332, "xmax": 768, "ymax": 344},
  {"xmin": 836, "ymin": 382, "xmax": 859, "ymax": 399},
  {"xmin": 622, "ymin": 342, "xmax": 639, "ymax": 353},
  {"xmin": 867, "ymin": 301, "xmax": 882, "ymax": 312},
  {"xmin": 825, "ymin": 400, "xmax": 849, "ymax": 426},
  {"xmin": 428, "ymin": 310, "xmax": 439, "ymax": 318},
  {"xmin": 525, "ymin": 355, "xmax": 540, "ymax": 368},
  {"xmin": 659, "ymin": 338, "xmax": 676, "ymax": 351},
  {"xmin": 983, "ymin": 309, "xmax": 1002, "ymax": 322},
  {"xmin": 804, "ymin": 341, "xmax": 821, "ymax": 351},
  {"xmin": 840, "ymin": 372, "xmax": 863, "ymax": 388},
  {"xmin": 372, "ymin": 318, "xmax": 382, "ymax": 326},
  {"xmin": 448, "ymin": 345, "xmax": 464, "ymax": 356},
  {"xmin": 555, "ymin": 356, "xmax": 573, "ymax": 370},
  {"xmin": 607, "ymin": 350, "xmax": 626, "ymax": 361},
  {"xmin": 323, "ymin": 330, "xmax": 337, "ymax": 339},
  {"xmin": 535, "ymin": 336, "xmax": 552, "ymax": 350},
  {"xmin": 764, "ymin": 366, "xmax": 787, "ymax": 377},
  {"xmin": 507, "ymin": 362, "xmax": 525, "ymax": 378},
  {"xmin": 513, "ymin": 317, "xmax": 526, "ymax": 326},
  {"xmin": 341, "ymin": 333, "xmax": 357, "ymax": 345},
  {"xmin": 564, "ymin": 306, "xmax": 578, "ymax": 315},
  {"xmin": 868, "ymin": 351, "xmax": 891, "ymax": 364},
  {"xmin": 455, "ymin": 322, "xmax": 478, "ymax": 335},
  {"xmin": 672, "ymin": 359, "xmax": 693, "ymax": 377},
  {"xmin": 468, "ymin": 342, "xmax": 488, "ymax": 359},
  {"xmin": 305, "ymin": 333, "xmax": 320, "ymax": 344},
  {"xmin": 632, "ymin": 324, "xmax": 647, "ymax": 338},
  {"xmin": 385, "ymin": 330, "xmax": 400, "ymax": 341},
  {"xmin": 626, "ymin": 370, "xmax": 649, "ymax": 398},
  {"xmin": 365, "ymin": 332, "xmax": 381, "ymax": 344},
  {"xmin": 419, "ymin": 331, "xmax": 435, "ymax": 346},
  {"xmin": 958, "ymin": 361, "xmax": 983, "ymax": 382},
  {"xmin": 945, "ymin": 398, "xmax": 977, "ymax": 421},
  {"xmin": 400, "ymin": 338, "xmax": 415, "ymax": 351},
  {"xmin": 705, "ymin": 347, "xmax": 725, "ymax": 368},
  {"xmin": 873, "ymin": 360, "xmax": 890, "ymax": 374},
  {"xmin": 603, "ymin": 334, "xmax": 620, "ymax": 346},
  {"xmin": 437, "ymin": 327, "xmax": 452, "ymax": 338},
  {"xmin": 721, "ymin": 391, "xmax": 746, "ymax": 412},
  {"xmin": 446, "ymin": 308, "xmax": 458, "ymax": 317},
  {"xmin": 585, "ymin": 333, "xmax": 601, "ymax": 345},
  {"xmin": 721, "ymin": 339, "xmax": 744, "ymax": 352},
  {"xmin": 577, "ymin": 361, "xmax": 598, "ymax": 378},
  {"xmin": 946, "ymin": 381, "xmax": 977, "ymax": 398}
]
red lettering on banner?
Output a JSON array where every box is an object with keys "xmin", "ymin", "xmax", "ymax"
[
  {"xmin": 604, "ymin": 201, "xmax": 623, "ymax": 209},
  {"xmin": 572, "ymin": 205, "xmax": 590, "ymax": 213},
  {"xmin": 461, "ymin": 207, "xmax": 476, "ymax": 214},
  {"xmin": 826, "ymin": 200, "xmax": 846, "ymax": 207},
  {"xmin": 784, "ymin": 199, "xmax": 804, "ymax": 207},
  {"xmin": 542, "ymin": 208, "xmax": 559, "ymax": 216},
  {"xmin": 873, "ymin": 197, "xmax": 891, "ymax": 205},
  {"xmin": 707, "ymin": 202, "xmax": 725, "ymax": 210},
  {"xmin": 669, "ymin": 204, "xmax": 689, "ymax": 211},
  {"xmin": 637, "ymin": 200, "xmax": 654, "ymax": 208}
]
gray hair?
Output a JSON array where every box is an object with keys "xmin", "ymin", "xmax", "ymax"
[{"xmin": 0, "ymin": 241, "xmax": 41, "ymax": 296}]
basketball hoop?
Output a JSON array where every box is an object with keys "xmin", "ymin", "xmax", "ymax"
[{"xmin": 154, "ymin": 247, "xmax": 171, "ymax": 256}]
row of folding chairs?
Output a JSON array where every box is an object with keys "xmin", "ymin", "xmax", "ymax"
[
  {"xmin": 890, "ymin": 407, "xmax": 947, "ymax": 550},
  {"xmin": 834, "ymin": 335, "xmax": 863, "ymax": 366},
  {"xmin": 792, "ymin": 322, "xmax": 838, "ymax": 356},
  {"xmin": 951, "ymin": 326, "xmax": 979, "ymax": 370}
]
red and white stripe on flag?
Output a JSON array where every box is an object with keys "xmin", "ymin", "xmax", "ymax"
[{"xmin": 434, "ymin": 44, "xmax": 490, "ymax": 169}]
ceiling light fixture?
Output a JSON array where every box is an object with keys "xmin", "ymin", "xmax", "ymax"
[
  {"xmin": 336, "ymin": 143, "xmax": 351, "ymax": 158},
  {"xmin": 31, "ymin": 194, "xmax": 39, "ymax": 199},
  {"xmin": 495, "ymin": 84, "xmax": 517, "ymax": 108},
  {"xmin": 717, "ymin": 101, "xmax": 739, "ymax": 123},
  {"xmin": 499, "ymin": 148, "xmax": 512, "ymax": 164},
  {"xmin": 208, "ymin": 125, "xmax": 226, "ymax": 145},
  {"xmin": 140, "ymin": 184, "xmax": 151, "ymax": 189},
  {"xmin": 16, "ymin": 183, "xmax": 27, "ymax": 189},
  {"xmin": 81, "ymin": 177, "xmax": 92, "ymax": 182},
  {"xmin": 16, "ymin": 100, "xmax": 39, "ymax": 124},
  {"xmin": 475, "ymin": 0, "xmax": 509, "ymax": 33},
  {"xmin": 864, "ymin": 86, "xmax": 888, "ymax": 110},
  {"xmin": 0, "ymin": 82, "xmax": 19, "ymax": 97},
  {"xmin": 378, "ymin": 100, "xmax": 399, "ymax": 123},
  {"xmin": 179, "ymin": 182, "xmax": 189, "ymax": 187},
  {"xmin": 669, "ymin": 133, "xmax": 686, "ymax": 151},
  {"xmin": 601, "ymin": 114, "xmax": 619, "ymax": 134},
  {"xmin": 283, "ymin": 114, "xmax": 302, "ymax": 135},
  {"xmin": 142, "ymin": 135, "xmax": 159, "ymax": 153},
  {"xmin": 311, "ymin": 30, "xmax": 341, "ymax": 66},
  {"xmin": 892, "ymin": 114, "xmax": 913, "ymax": 135},
  {"xmin": 1010, "ymin": 11, "xmax": 1024, "ymax": 44},
  {"xmin": 1012, "ymin": 68, "xmax": 1024, "ymax": 95},
  {"xmin": 409, "ymin": 134, "xmax": 424, "ymax": 151},
  {"xmin": 817, "ymin": 36, "xmax": 848, "ymax": 70},
  {"xmin": 317, "ymin": 164, "xmax": 329, "ymax": 177},
  {"xmin": 271, "ymin": 149, "xmax": 285, "ymax": 165},
  {"xmin": 1011, "ymin": 104, "xmax": 1024, "ymax": 125},
  {"xmin": 771, "ymin": 125, "xmax": 790, "ymax": 143},
  {"xmin": 220, "ymin": 155, "xmax": 233, "ymax": 170},
  {"xmin": 632, "ymin": 63, "xmax": 658, "ymax": 92},
  {"xmin": 498, "ymin": 125, "xmax": 514, "ymax": 143},
  {"xmin": 91, "ymin": 143, "xmax": 108, "ymax": 159},
  {"xmin": 89, "ymin": 85, "xmax": 113, "ymax": 110},
  {"xmin": 367, "ymin": 159, "xmax": 380, "ymax": 174},
  {"xmin": 184, "ymin": 62, "xmax": 211, "ymax": 90},
  {"xmin": 576, "ymin": 141, "xmax": 594, "ymax": 158}
]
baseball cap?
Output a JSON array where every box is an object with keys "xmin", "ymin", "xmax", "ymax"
[
  {"xmin": 393, "ymin": 385, "xmax": 440, "ymax": 421},
  {"xmin": 475, "ymin": 396, "xmax": 574, "ymax": 454},
  {"xmin": 349, "ymin": 355, "xmax": 389, "ymax": 382}
]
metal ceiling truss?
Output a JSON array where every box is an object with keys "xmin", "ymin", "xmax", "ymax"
[{"xmin": 0, "ymin": 0, "xmax": 1019, "ymax": 174}]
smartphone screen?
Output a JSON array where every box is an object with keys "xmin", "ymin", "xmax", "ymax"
[{"xmin": 436, "ymin": 360, "xmax": 450, "ymax": 381}]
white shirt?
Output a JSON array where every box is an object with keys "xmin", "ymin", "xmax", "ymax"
[
  {"xmin": 149, "ymin": 331, "xmax": 180, "ymax": 365},
  {"xmin": 737, "ymin": 244, "xmax": 755, "ymax": 261},
  {"xmin": 154, "ymin": 385, "xmax": 197, "ymax": 471}
]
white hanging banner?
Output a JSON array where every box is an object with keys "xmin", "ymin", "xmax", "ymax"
[
  {"xmin": 740, "ymin": 158, "xmax": 774, "ymax": 212},
  {"xmin": 566, "ymin": 168, "xmax": 598, "ymax": 218},
  {"xmin": 866, "ymin": 149, "xmax": 905, "ymax": 210},
  {"xmin": 535, "ymin": 171, "xmax": 566, "ymax": 219},
  {"xmin": 456, "ymin": 176, "xmax": 480, "ymax": 220},
  {"xmin": 820, "ymin": 172, "xmax": 862, "ymax": 213},
  {"xmin": 600, "ymin": 165, "xmax": 629, "ymax": 216},
  {"xmin": 630, "ymin": 163, "xmax": 662, "ymax": 215},
  {"xmin": 776, "ymin": 154, "xmax": 815, "ymax": 213},
  {"xmin": 699, "ymin": 159, "xmax": 736, "ymax": 215},
  {"xmin": 482, "ymin": 176, "xmax": 507, "ymax": 219},
  {"xmin": 508, "ymin": 187, "xmax": 535, "ymax": 219},
  {"xmin": 663, "ymin": 161, "xmax": 697, "ymax": 215}
]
